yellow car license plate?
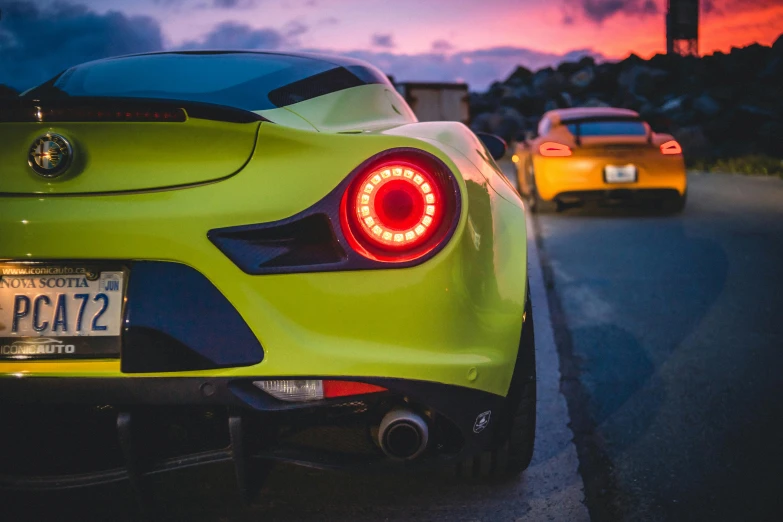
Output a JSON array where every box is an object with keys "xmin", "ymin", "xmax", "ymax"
[{"xmin": 604, "ymin": 164, "xmax": 638, "ymax": 183}]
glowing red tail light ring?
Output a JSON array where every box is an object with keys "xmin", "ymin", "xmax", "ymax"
[{"xmin": 341, "ymin": 150, "xmax": 460, "ymax": 263}]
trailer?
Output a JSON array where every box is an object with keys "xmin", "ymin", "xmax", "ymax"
[{"xmin": 395, "ymin": 82, "xmax": 470, "ymax": 124}]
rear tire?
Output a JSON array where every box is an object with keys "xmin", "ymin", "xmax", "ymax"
[
  {"xmin": 661, "ymin": 190, "xmax": 687, "ymax": 214},
  {"xmin": 529, "ymin": 173, "xmax": 560, "ymax": 214},
  {"xmin": 456, "ymin": 295, "xmax": 536, "ymax": 479}
]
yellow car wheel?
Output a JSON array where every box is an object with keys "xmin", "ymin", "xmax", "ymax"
[
  {"xmin": 529, "ymin": 168, "xmax": 560, "ymax": 214},
  {"xmin": 661, "ymin": 189, "xmax": 687, "ymax": 214}
]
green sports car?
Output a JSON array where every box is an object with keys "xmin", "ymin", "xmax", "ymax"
[{"xmin": 0, "ymin": 51, "xmax": 535, "ymax": 499}]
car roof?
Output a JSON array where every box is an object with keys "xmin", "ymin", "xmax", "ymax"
[
  {"xmin": 88, "ymin": 50, "xmax": 382, "ymax": 73},
  {"xmin": 545, "ymin": 107, "xmax": 640, "ymax": 124}
]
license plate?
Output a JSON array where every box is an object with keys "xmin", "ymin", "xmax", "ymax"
[
  {"xmin": 0, "ymin": 264, "xmax": 126, "ymax": 360},
  {"xmin": 604, "ymin": 164, "xmax": 638, "ymax": 183}
]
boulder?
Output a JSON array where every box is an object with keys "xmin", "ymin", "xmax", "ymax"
[
  {"xmin": 531, "ymin": 68, "xmax": 566, "ymax": 96},
  {"xmin": 569, "ymin": 67, "xmax": 595, "ymax": 90},
  {"xmin": 706, "ymin": 84, "xmax": 736, "ymax": 103},
  {"xmin": 618, "ymin": 65, "xmax": 668, "ymax": 98},
  {"xmin": 693, "ymin": 94, "xmax": 721, "ymax": 117},
  {"xmin": 582, "ymin": 98, "xmax": 611, "ymax": 108},
  {"xmin": 556, "ymin": 60, "xmax": 582, "ymax": 77},
  {"xmin": 618, "ymin": 53, "xmax": 645, "ymax": 70},
  {"xmin": 511, "ymin": 84, "xmax": 535, "ymax": 99},
  {"xmin": 494, "ymin": 106, "xmax": 526, "ymax": 141},
  {"xmin": 504, "ymin": 65, "xmax": 534, "ymax": 86},
  {"xmin": 660, "ymin": 96, "xmax": 687, "ymax": 114},
  {"xmin": 672, "ymin": 126, "xmax": 713, "ymax": 161},
  {"xmin": 735, "ymin": 104, "xmax": 776, "ymax": 126},
  {"xmin": 470, "ymin": 107, "xmax": 525, "ymax": 142},
  {"xmin": 758, "ymin": 121, "xmax": 783, "ymax": 157},
  {"xmin": 759, "ymin": 56, "xmax": 783, "ymax": 80},
  {"xmin": 721, "ymin": 44, "xmax": 770, "ymax": 79},
  {"xmin": 773, "ymin": 33, "xmax": 783, "ymax": 56},
  {"xmin": 648, "ymin": 52, "xmax": 682, "ymax": 71},
  {"xmin": 487, "ymin": 81, "xmax": 513, "ymax": 100},
  {"xmin": 470, "ymin": 112, "xmax": 501, "ymax": 134},
  {"xmin": 0, "ymin": 84, "xmax": 18, "ymax": 97},
  {"xmin": 515, "ymin": 94, "xmax": 547, "ymax": 117},
  {"xmin": 542, "ymin": 99, "xmax": 558, "ymax": 112}
]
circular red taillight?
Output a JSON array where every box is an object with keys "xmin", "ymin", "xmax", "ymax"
[
  {"xmin": 353, "ymin": 165, "xmax": 442, "ymax": 250},
  {"xmin": 341, "ymin": 154, "xmax": 458, "ymax": 262}
]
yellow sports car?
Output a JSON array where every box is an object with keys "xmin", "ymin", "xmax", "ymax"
[{"xmin": 514, "ymin": 107, "xmax": 686, "ymax": 212}]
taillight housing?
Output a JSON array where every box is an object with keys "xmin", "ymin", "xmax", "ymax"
[
  {"xmin": 341, "ymin": 151, "xmax": 459, "ymax": 262},
  {"xmin": 253, "ymin": 379, "xmax": 387, "ymax": 402},
  {"xmin": 660, "ymin": 140, "xmax": 682, "ymax": 155},
  {"xmin": 539, "ymin": 142, "xmax": 572, "ymax": 157}
]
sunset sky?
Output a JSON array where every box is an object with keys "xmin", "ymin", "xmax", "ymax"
[{"xmin": 1, "ymin": 0, "xmax": 781, "ymax": 90}]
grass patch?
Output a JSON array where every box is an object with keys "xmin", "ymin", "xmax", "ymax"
[{"xmin": 690, "ymin": 155, "xmax": 783, "ymax": 178}]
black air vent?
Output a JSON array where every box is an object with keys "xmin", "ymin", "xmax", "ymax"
[{"xmin": 209, "ymin": 214, "xmax": 346, "ymax": 274}]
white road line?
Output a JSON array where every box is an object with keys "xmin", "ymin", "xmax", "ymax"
[{"xmin": 520, "ymin": 209, "xmax": 591, "ymax": 521}]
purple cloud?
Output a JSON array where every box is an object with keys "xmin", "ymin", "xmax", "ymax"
[
  {"xmin": 431, "ymin": 39, "xmax": 455, "ymax": 52},
  {"xmin": 209, "ymin": 0, "xmax": 259, "ymax": 8},
  {"xmin": 0, "ymin": 0, "xmax": 163, "ymax": 90},
  {"xmin": 336, "ymin": 47, "xmax": 606, "ymax": 91},
  {"xmin": 0, "ymin": 4, "xmax": 607, "ymax": 95},
  {"xmin": 371, "ymin": 33, "xmax": 396, "ymax": 49},
  {"xmin": 179, "ymin": 21, "xmax": 286, "ymax": 49},
  {"xmin": 564, "ymin": 0, "xmax": 659, "ymax": 24}
]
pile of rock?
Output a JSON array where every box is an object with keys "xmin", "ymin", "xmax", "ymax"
[
  {"xmin": 470, "ymin": 34, "xmax": 783, "ymax": 162},
  {"xmin": 0, "ymin": 84, "xmax": 18, "ymax": 97}
]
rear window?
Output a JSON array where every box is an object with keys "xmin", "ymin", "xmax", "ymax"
[
  {"xmin": 23, "ymin": 52, "xmax": 390, "ymax": 111},
  {"xmin": 565, "ymin": 120, "xmax": 647, "ymax": 136}
]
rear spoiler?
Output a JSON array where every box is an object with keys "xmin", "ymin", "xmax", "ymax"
[
  {"xmin": 0, "ymin": 97, "xmax": 270, "ymax": 124},
  {"xmin": 560, "ymin": 115, "xmax": 650, "ymax": 146}
]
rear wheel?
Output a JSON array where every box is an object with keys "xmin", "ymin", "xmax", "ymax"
[
  {"xmin": 456, "ymin": 295, "xmax": 536, "ymax": 479},
  {"xmin": 661, "ymin": 190, "xmax": 687, "ymax": 214},
  {"xmin": 528, "ymin": 170, "xmax": 560, "ymax": 214}
]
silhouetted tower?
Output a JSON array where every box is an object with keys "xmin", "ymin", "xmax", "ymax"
[{"xmin": 666, "ymin": 0, "xmax": 699, "ymax": 56}]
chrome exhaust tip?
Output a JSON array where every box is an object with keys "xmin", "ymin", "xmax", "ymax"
[{"xmin": 378, "ymin": 409, "xmax": 429, "ymax": 460}]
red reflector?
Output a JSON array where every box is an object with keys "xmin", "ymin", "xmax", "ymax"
[
  {"xmin": 660, "ymin": 140, "xmax": 682, "ymax": 155},
  {"xmin": 539, "ymin": 142, "xmax": 572, "ymax": 157},
  {"xmin": 323, "ymin": 380, "xmax": 387, "ymax": 398}
]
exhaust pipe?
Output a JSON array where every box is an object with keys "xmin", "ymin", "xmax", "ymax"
[{"xmin": 378, "ymin": 409, "xmax": 429, "ymax": 460}]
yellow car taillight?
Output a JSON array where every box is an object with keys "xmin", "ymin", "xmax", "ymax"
[
  {"xmin": 539, "ymin": 142, "xmax": 572, "ymax": 157},
  {"xmin": 660, "ymin": 140, "xmax": 683, "ymax": 155}
]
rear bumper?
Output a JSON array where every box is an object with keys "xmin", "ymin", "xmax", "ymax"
[
  {"xmin": 533, "ymin": 154, "xmax": 686, "ymax": 201},
  {"xmin": 0, "ymin": 375, "xmax": 514, "ymax": 490},
  {"xmin": 557, "ymin": 188, "xmax": 682, "ymax": 203}
]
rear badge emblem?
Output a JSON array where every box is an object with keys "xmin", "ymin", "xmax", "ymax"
[
  {"xmin": 28, "ymin": 133, "xmax": 73, "ymax": 178},
  {"xmin": 473, "ymin": 410, "xmax": 491, "ymax": 433}
]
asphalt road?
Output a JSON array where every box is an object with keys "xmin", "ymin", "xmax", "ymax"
[{"xmin": 530, "ymin": 171, "xmax": 783, "ymax": 521}]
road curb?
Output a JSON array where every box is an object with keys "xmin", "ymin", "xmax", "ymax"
[{"xmin": 522, "ymin": 209, "xmax": 591, "ymax": 521}]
